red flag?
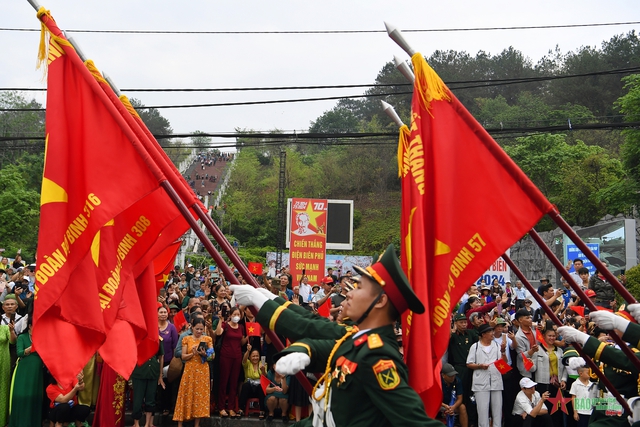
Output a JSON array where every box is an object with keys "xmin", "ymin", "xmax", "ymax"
[
  {"xmin": 536, "ymin": 328, "xmax": 547, "ymax": 348},
  {"xmin": 260, "ymin": 375, "xmax": 273, "ymax": 395},
  {"xmin": 33, "ymin": 11, "xmax": 190, "ymax": 385},
  {"xmin": 246, "ymin": 321, "xmax": 261, "ymax": 337},
  {"xmin": 153, "ymin": 241, "xmax": 182, "ymax": 292},
  {"xmin": 248, "ymin": 262, "xmax": 263, "ymax": 275},
  {"xmin": 317, "ymin": 300, "xmax": 331, "ymax": 318},
  {"xmin": 173, "ymin": 309, "xmax": 188, "ymax": 332},
  {"xmin": 522, "ymin": 352, "xmax": 534, "ymax": 371},
  {"xmin": 399, "ymin": 53, "xmax": 554, "ymax": 417},
  {"xmin": 570, "ymin": 306, "xmax": 585, "ymax": 317},
  {"xmin": 493, "ymin": 359, "xmax": 513, "ymax": 374}
]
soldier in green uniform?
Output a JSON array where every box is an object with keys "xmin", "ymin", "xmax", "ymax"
[
  {"xmin": 232, "ymin": 244, "xmax": 441, "ymax": 427},
  {"xmin": 559, "ymin": 310, "xmax": 640, "ymax": 427},
  {"xmin": 448, "ymin": 313, "xmax": 478, "ymax": 425}
]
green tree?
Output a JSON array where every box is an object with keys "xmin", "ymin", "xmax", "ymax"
[
  {"xmin": 190, "ymin": 130, "xmax": 211, "ymax": 149},
  {"xmin": 0, "ymin": 165, "xmax": 40, "ymax": 258},
  {"xmin": 129, "ymin": 98, "xmax": 173, "ymax": 137},
  {"xmin": 0, "ymin": 92, "xmax": 45, "ymax": 166},
  {"xmin": 611, "ymin": 74, "xmax": 640, "ymax": 210},
  {"xmin": 505, "ymin": 134, "xmax": 624, "ymax": 228}
]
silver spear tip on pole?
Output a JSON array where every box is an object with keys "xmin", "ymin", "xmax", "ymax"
[
  {"xmin": 102, "ymin": 72, "xmax": 122, "ymax": 96},
  {"xmin": 393, "ymin": 55, "xmax": 415, "ymax": 83},
  {"xmin": 380, "ymin": 101, "xmax": 405, "ymax": 128},
  {"xmin": 384, "ymin": 21, "xmax": 416, "ymax": 57},
  {"xmin": 27, "ymin": 0, "xmax": 41, "ymax": 12}
]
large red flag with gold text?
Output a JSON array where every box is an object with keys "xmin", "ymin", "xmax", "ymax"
[
  {"xmin": 399, "ymin": 53, "xmax": 553, "ymax": 416},
  {"xmin": 33, "ymin": 10, "xmax": 189, "ymax": 385}
]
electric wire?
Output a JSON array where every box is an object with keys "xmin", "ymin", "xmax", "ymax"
[
  {"xmin": 1, "ymin": 21, "xmax": 639, "ymax": 34},
  {"xmin": 2, "ymin": 65, "xmax": 639, "ymax": 94}
]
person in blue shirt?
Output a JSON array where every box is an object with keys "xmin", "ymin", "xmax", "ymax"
[{"xmin": 439, "ymin": 363, "xmax": 468, "ymax": 427}]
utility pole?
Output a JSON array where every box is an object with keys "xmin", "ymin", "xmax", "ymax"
[{"xmin": 275, "ymin": 147, "xmax": 287, "ymax": 269}]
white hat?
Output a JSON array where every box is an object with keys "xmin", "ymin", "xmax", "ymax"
[{"xmin": 519, "ymin": 377, "xmax": 537, "ymax": 389}]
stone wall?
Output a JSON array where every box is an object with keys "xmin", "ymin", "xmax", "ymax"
[{"xmin": 509, "ymin": 214, "xmax": 638, "ymax": 286}]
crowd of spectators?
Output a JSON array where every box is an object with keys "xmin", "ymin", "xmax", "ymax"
[
  {"xmin": 1, "ymin": 246, "xmax": 631, "ymax": 427},
  {"xmin": 444, "ymin": 258, "xmax": 627, "ymax": 427}
]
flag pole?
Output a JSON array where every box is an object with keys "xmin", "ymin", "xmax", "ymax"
[
  {"xmin": 527, "ymin": 229, "xmax": 640, "ymax": 372},
  {"xmin": 61, "ymin": 25, "xmax": 314, "ymax": 394},
  {"xmin": 501, "ymin": 253, "xmax": 630, "ymax": 414},
  {"xmin": 393, "ymin": 55, "xmax": 415, "ymax": 83},
  {"xmin": 384, "ymin": 22, "xmax": 416, "ymax": 56},
  {"xmin": 381, "ymin": 101, "xmax": 405, "ymax": 128},
  {"xmin": 58, "ymin": 34, "xmax": 243, "ymax": 288},
  {"xmin": 548, "ymin": 210, "xmax": 637, "ymax": 304}
]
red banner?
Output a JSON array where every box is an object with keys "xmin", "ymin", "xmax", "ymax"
[
  {"xmin": 399, "ymin": 53, "xmax": 553, "ymax": 417},
  {"xmin": 289, "ymin": 198, "xmax": 327, "ymax": 286}
]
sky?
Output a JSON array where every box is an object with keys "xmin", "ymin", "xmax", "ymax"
[{"xmin": 2, "ymin": 0, "xmax": 639, "ymax": 149}]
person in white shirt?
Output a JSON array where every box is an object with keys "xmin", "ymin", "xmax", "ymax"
[
  {"xmin": 298, "ymin": 276, "xmax": 312, "ymax": 308},
  {"xmin": 512, "ymin": 377, "xmax": 552, "ymax": 427},
  {"xmin": 569, "ymin": 366, "xmax": 597, "ymax": 427}
]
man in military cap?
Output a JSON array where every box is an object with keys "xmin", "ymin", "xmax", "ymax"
[
  {"xmin": 232, "ymin": 244, "xmax": 440, "ymax": 426},
  {"xmin": 448, "ymin": 313, "xmax": 478, "ymax": 424}
]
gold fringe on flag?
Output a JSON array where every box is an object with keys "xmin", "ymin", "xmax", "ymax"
[
  {"xmin": 36, "ymin": 7, "xmax": 73, "ymax": 78},
  {"xmin": 410, "ymin": 52, "xmax": 451, "ymax": 115},
  {"xmin": 84, "ymin": 60, "xmax": 108, "ymax": 85},
  {"xmin": 397, "ymin": 124, "xmax": 410, "ymax": 178},
  {"xmin": 119, "ymin": 95, "xmax": 141, "ymax": 119}
]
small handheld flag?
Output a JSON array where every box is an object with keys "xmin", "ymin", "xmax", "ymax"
[
  {"xmin": 246, "ymin": 322, "xmax": 261, "ymax": 337},
  {"xmin": 493, "ymin": 359, "xmax": 512, "ymax": 374},
  {"xmin": 248, "ymin": 262, "xmax": 263, "ymax": 275},
  {"xmin": 521, "ymin": 352, "xmax": 534, "ymax": 371}
]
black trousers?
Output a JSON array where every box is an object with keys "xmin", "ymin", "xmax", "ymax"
[
  {"xmin": 239, "ymin": 381, "xmax": 265, "ymax": 411},
  {"xmin": 49, "ymin": 403, "xmax": 91, "ymax": 423},
  {"xmin": 513, "ymin": 413, "xmax": 553, "ymax": 427}
]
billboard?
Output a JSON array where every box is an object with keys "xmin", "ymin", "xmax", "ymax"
[
  {"xmin": 288, "ymin": 198, "xmax": 327, "ymax": 284},
  {"xmin": 286, "ymin": 199, "xmax": 353, "ymax": 250},
  {"xmin": 267, "ymin": 252, "xmax": 373, "ymax": 283},
  {"xmin": 476, "ymin": 252, "xmax": 511, "ymax": 286},
  {"xmin": 562, "ymin": 218, "xmax": 636, "ymax": 276}
]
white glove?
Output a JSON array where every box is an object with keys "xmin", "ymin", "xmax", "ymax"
[
  {"xmin": 627, "ymin": 304, "xmax": 640, "ymax": 323},
  {"xmin": 275, "ymin": 353, "xmax": 311, "ymax": 376},
  {"xmin": 229, "ymin": 285, "xmax": 268, "ymax": 309},
  {"xmin": 590, "ymin": 310, "xmax": 630, "ymax": 333},
  {"xmin": 257, "ymin": 287, "xmax": 278, "ymax": 301},
  {"xmin": 311, "ymin": 382, "xmax": 326, "ymax": 427},
  {"xmin": 628, "ymin": 396, "xmax": 640, "ymax": 425},
  {"xmin": 325, "ymin": 387, "xmax": 336, "ymax": 427},
  {"xmin": 568, "ymin": 357, "xmax": 586, "ymax": 371},
  {"xmin": 558, "ymin": 326, "xmax": 590, "ymax": 346}
]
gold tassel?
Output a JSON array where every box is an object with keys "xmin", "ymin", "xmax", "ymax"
[
  {"xmin": 36, "ymin": 7, "xmax": 51, "ymax": 73},
  {"xmin": 35, "ymin": 7, "xmax": 73, "ymax": 78},
  {"xmin": 397, "ymin": 124, "xmax": 410, "ymax": 178},
  {"xmin": 411, "ymin": 52, "xmax": 451, "ymax": 115},
  {"xmin": 84, "ymin": 60, "xmax": 108, "ymax": 85},
  {"xmin": 119, "ymin": 95, "xmax": 141, "ymax": 119},
  {"xmin": 312, "ymin": 325, "xmax": 358, "ymax": 408}
]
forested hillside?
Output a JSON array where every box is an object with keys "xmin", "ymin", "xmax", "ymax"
[
  {"xmin": 2, "ymin": 32, "xmax": 640, "ymax": 259},
  {"xmin": 221, "ymin": 31, "xmax": 640, "ymax": 254}
]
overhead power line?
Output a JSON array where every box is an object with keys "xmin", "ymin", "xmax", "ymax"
[
  {"xmin": 2, "ymin": 66, "xmax": 638, "ymax": 112},
  {"xmin": 1, "ymin": 21, "xmax": 639, "ymax": 35},
  {"xmin": 3, "ymin": 65, "xmax": 640, "ymax": 94},
  {"xmin": 1, "ymin": 121, "xmax": 639, "ymax": 145}
]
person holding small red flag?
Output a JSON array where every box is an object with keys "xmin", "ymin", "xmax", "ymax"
[
  {"xmin": 528, "ymin": 322, "xmax": 567, "ymax": 427},
  {"xmin": 466, "ymin": 323, "xmax": 506, "ymax": 427},
  {"xmin": 238, "ymin": 344, "xmax": 267, "ymax": 419}
]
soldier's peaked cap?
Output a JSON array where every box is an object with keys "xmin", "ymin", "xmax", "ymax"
[{"xmin": 353, "ymin": 244, "xmax": 425, "ymax": 315}]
